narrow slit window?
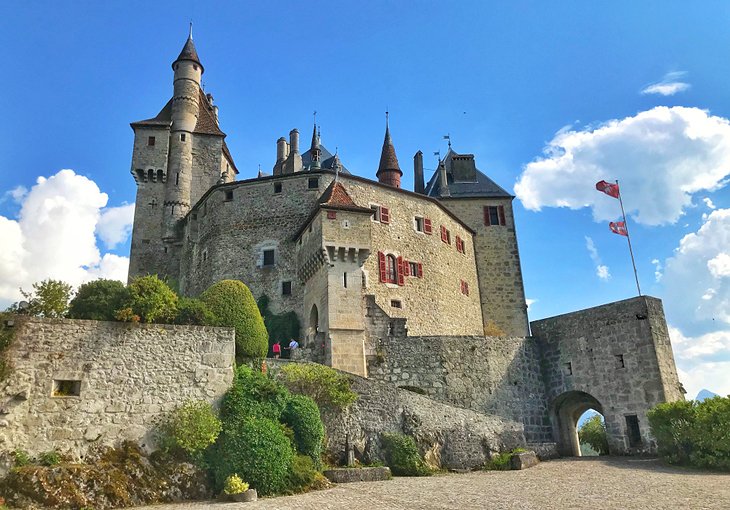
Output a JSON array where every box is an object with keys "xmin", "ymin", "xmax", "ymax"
[
  {"xmin": 181, "ymin": 133, "xmax": 186, "ymax": 142},
  {"xmin": 343, "ymin": 272, "xmax": 348, "ymax": 288},
  {"xmin": 282, "ymin": 281, "xmax": 292, "ymax": 296}
]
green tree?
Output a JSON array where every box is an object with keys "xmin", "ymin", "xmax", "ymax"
[
  {"xmin": 281, "ymin": 394, "xmax": 325, "ymax": 468},
  {"xmin": 68, "ymin": 279, "xmax": 128, "ymax": 321},
  {"xmin": 278, "ymin": 363, "xmax": 357, "ymax": 410},
  {"xmin": 118, "ymin": 275, "xmax": 178, "ymax": 323},
  {"xmin": 155, "ymin": 400, "xmax": 222, "ymax": 458},
  {"xmin": 174, "ymin": 297, "xmax": 216, "ymax": 326},
  {"xmin": 578, "ymin": 414, "xmax": 609, "ymax": 456},
  {"xmin": 15, "ymin": 279, "xmax": 73, "ymax": 318},
  {"xmin": 201, "ymin": 280, "xmax": 268, "ymax": 360}
]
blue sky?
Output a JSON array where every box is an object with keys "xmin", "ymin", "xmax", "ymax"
[{"xmin": 1, "ymin": 1, "xmax": 729, "ymax": 397}]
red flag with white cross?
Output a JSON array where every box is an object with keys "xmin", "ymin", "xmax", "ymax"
[
  {"xmin": 596, "ymin": 180, "xmax": 620, "ymax": 198},
  {"xmin": 609, "ymin": 221, "xmax": 628, "ymax": 237}
]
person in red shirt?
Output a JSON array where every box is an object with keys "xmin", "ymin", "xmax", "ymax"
[{"xmin": 272, "ymin": 341, "xmax": 281, "ymax": 359}]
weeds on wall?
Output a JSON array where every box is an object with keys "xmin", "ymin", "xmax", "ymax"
[{"xmin": 0, "ymin": 313, "xmax": 17, "ymax": 381}]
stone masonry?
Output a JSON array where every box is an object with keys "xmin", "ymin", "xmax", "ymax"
[{"xmin": 0, "ymin": 317, "xmax": 235, "ymax": 468}]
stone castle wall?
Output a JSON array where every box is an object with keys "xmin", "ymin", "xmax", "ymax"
[
  {"xmin": 0, "ymin": 317, "xmax": 235, "ymax": 462},
  {"xmin": 531, "ymin": 296, "xmax": 684, "ymax": 455},
  {"xmin": 440, "ymin": 198, "xmax": 529, "ymax": 337},
  {"xmin": 366, "ymin": 335, "xmax": 552, "ymax": 444}
]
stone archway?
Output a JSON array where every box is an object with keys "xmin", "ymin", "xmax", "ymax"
[
  {"xmin": 307, "ymin": 304, "xmax": 319, "ymax": 345},
  {"xmin": 550, "ymin": 391, "xmax": 605, "ymax": 457}
]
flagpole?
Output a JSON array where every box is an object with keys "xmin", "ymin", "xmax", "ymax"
[{"xmin": 616, "ymin": 179, "xmax": 642, "ymax": 296}]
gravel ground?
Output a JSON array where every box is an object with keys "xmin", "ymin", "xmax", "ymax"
[{"xmin": 140, "ymin": 457, "xmax": 730, "ymax": 510}]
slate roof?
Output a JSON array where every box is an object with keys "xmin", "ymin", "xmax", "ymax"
[
  {"xmin": 424, "ymin": 149, "xmax": 512, "ymax": 199},
  {"xmin": 376, "ymin": 125, "xmax": 402, "ymax": 177},
  {"xmin": 175, "ymin": 36, "xmax": 203, "ymax": 71},
  {"xmin": 301, "ymin": 145, "xmax": 351, "ymax": 174}
]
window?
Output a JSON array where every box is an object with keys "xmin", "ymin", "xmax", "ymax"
[
  {"xmin": 343, "ymin": 272, "xmax": 348, "ymax": 288},
  {"xmin": 282, "ymin": 281, "xmax": 292, "ymax": 296},
  {"xmin": 615, "ymin": 354, "xmax": 625, "ymax": 369},
  {"xmin": 370, "ymin": 205, "xmax": 390, "ymax": 224},
  {"xmin": 202, "ymin": 250, "xmax": 208, "ymax": 261},
  {"xmin": 626, "ymin": 415, "xmax": 642, "ymax": 447},
  {"xmin": 414, "ymin": 217, "xmax": 425, "ymax": 232},
  {"xmin": 175, "ymin": 173, "xmax": 180, "ymax": 186},
  {"xmin": 456, "ymin": 236, "xmax": 466, "ymax": 254},
  {"xmin": 484, "ymin": 205, "xmax": 506, "ymax": 226},
  {"xmin": 263, "ymin": 249, "xmax": 275, "ymax": 267},
  {"xmin": 274, "ymin": 182, "xmax": 283, "ymax": 194},
  {"xmin": 460, "ymin": 279, "xmax": 469, "ymax": 296},
  {"xmin": 308, "ymin": 177, "xmax": 319, "ymax": 189},
  {"xmin": 327, "ymin": 210, "xmax": 337, "ymax": 220},
  {"xmin": 409, "ymin": 261, "xmax": 419, "ymax": 276},
  {"xmin": 224, "ymin": 190, "xmax": 233, "ymax": 201},
  {"xmin": 52, "ymin": 380, "xmax": 81, "ymax": 397},
  {"xmin": 424, "ymin": 218, "xmax": 433, "ymax": 234},
  {"xmin": 386, "ymin": 254, "xmax": 397, "ymax": 283},
  {"xmin": 378, "ymin": 252, "xmax": 405, "ymax": 285},
  {"xmin": 148, "ymin": 136, "xmax": 156, "ymax": 146},
  {"xmin": 181, "ymin": 133, "xmax": 186, "ymax": 142},
  {"xmin": 564, "ymin": 362, "xmax": 573, "ymax": 376},
  {"xmin": 441, "ymin": 225, "xmax": 451, "ymax": 244},
  {"xmin": 390, "ymin": 299, "xmax": 403, "ymax": 309}
]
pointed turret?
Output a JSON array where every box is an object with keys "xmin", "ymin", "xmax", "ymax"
[
  {"xmin": 173, "ymin": 25, "xmax": 204, "ymax": 73},
  {"xmin": 310, "ymin": 123, "xmax": 321, "ymax": 169},
  {"xmin": 376, "ymin": 113, "xmax": 403, "ymax": 188}
]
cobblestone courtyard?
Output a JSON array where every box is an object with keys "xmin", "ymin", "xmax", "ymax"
[{"xmin": 142, "ymin": 457, "xmax": 730, "ymax": 510}]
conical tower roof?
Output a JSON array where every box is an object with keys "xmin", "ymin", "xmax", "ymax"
[
  {"xmin": 377, "ymin": 118, "xmax": 403, "ymax": 180},
  {"xmin": 173, "ymin": 28, "xmax": 204, "ymax": 72}
]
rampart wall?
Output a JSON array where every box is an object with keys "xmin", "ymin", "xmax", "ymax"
[{"xmin": 0, "ymin": 317, "xmax": 235, "ymax": 464}]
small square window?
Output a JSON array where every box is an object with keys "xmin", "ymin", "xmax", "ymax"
[
  {"xmin": 224, "ymin": 190, "xmax": 233, "ymax": 201},
  {"xmin": 409, "ymin": 262, "xmax": 419, "ymax": 276},
  {"xmin": 308, "ymin": 177, "xmax": 319, "ymax": 189},
  {"xmin": 327, "ymin": 210, "xmax": 337, "ymax": 220},
  {"xmin": 615, "ymin": 354, "xmax": 625, "ymax": 368},
  {"xmin": 484, "ymin": 205, "xmax": 506, "ymax": 226},
  {"xmin": 414, "ymin": 217, "xmax": 424, "ymax": 232},
  {"xmin": 148, "ymin": 136, "xmax": 156, "ymax": 146},
  {"xmin": 282, "ymin": 281, "xmax": 292, "ymax": 296},
  {"xmin": 274, "ymin": 182, "xmax": 283, "ymax": 194},
  {"xmin": 564, "ymin": 362, "xmax": 573, "ymax": 376},
  {"xmin": 263, "ymin": 249, "xmax": 275, "ymax": 267},
  {"xmin": 53, "ymin": 379, "xmax": 81, "ymax": 397},
  {"xmin": 181, "ymin": 133, "xmax": 186, "ymax": 142},
  {"xmin": 390, "ymin": 299, "xmax": 402, "ymax": 309}
]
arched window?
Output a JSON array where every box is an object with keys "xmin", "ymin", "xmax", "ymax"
[
  {"xmin": 386, "ymin": 254, "xmax": 397, "ymax": 284},
  {"xmin": 148, "ymin": 169, "xmax": 154, "ymax": 182}
]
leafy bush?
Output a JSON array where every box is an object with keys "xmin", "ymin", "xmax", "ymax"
[
  {"xmin": 281, "ymin": 395, "xmax": 325, "ymax": 467},
  {"xmin": 174, "ymin": 297, "xmax": 216, "ymax": 326},
  {"xmin": 223, "ymin": 474, "xmax": 249, "ymax": 495},
  {"xmin": 11, "ymin": 450, "xmax": 31, "ymax": 467},
  {"xmin": 483, "ymin": 448, "xmax": 527, "ymax": 471},
  {"xmin": 381, "ymin": 433, "xmax": 431, "ymax": 476},
  {"xmin": 201, "ymin": 280, "xmax": 268, "ymax": 359},
  {"xmin": 210, "ymin": 416, "xmax": 294, "ymax": 496},
  {"xmin": 278, "ymin": 363, "xmax": 357, "ymax": 410},
  {"xmin": 649, "ymin": 396, "xmax": 730, "ymax": 470},
  {"xmin": 288, "ymin": 455, "xmax": 318, "ymax": 491},
  {"xmin": 578, "ymin": 415, "xmax": 609, "ymax": 456},
  {"xmin": 14, "ymin": 279, "xmax": 74, "ymax": 318},
  {"xmin": 156, "ymin": 400, "xmax": 221, "ymax": 458},
  {"xmin": 68, "ymin": 279, "xmax": 128, "ymax": 321},
  {"xmin": 120, "ymin": 276, "xmax": 178, "ymax": 323},
  {"xmin": 221, "ymin": 366, "xmax": 289, "ymax": 423}
]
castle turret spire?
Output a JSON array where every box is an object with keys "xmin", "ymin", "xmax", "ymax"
[
  {"xmin": 173, "ymin": 25, "xmax": 204, "ymax": 73},
  {"xmin": 310, "ymin": 113, "xmax": 321, "ymax": 169},
  {"xmin": 376, "ymin": 111, "xmax": 403, "ymax": 188}
]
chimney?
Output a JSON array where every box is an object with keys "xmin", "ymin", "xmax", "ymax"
[
  {"xmin": 290, "ymin": 129, "xmax": 300, "ymax": 154},
  {"xmin": 276, "ymin": 137, "xmax": 287, "ymax": 162},
  {"xmin": 413, "ymin": 150, "xmax": 425, "ymax": 194}
]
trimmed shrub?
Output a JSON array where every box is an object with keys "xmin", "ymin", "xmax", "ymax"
[
  {"xmin": 278, "ymin": 363, "xmax": 357, "ymax": 410},
  {"xmin": 174, "ymin": 297, "xmax": 215, "ymax": 326},
  {"xmin": 221, "ymin": 365, "xmax": 289, "ymax": 423},
  {"xmin": 210, "ymin": 416, "xmax": 294, "ymax": 496},
  {"xmin": 381, "ymin": 433, "xmax": 431, "ymax": 476},
  {"xmin": 223, "ymin": 474, "xmax": 249, "ymax": 495},
  {"xmin": 578, "ymin": 415, "xmax": 609, "ymax": 456},
  {"xmin": 120, "ymin": 276, "xmax": 178, "ymax": 323},
  {"xmin": 281, "ymin": 395, "xmax": 325, "ymax": 467},
  {"xmin": 155, "ymin": 400, "xmax": 221, "ymax": 458},
  {"xmin": 68, "ymin": 279, "xmax": 128, "ymax": 321},
  {"xmin": 288, "ymin": 455, "xmax": 318, "ymax": 491},
  {"xmin": 201, "ymin": 280, "xmax": 268, "ymax": 359}
]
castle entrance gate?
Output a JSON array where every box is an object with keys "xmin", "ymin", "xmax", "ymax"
[
  {"xmin": 550, "ymin": 390, "xmax": 605, "ymax": 456},
  {"xmin": 307, "ymin": 304, "xmax": 319, "ymax": 346}
]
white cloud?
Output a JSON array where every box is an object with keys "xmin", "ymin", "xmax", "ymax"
[
  {"xmin": 676, "ymin": 361, "xmax": 730, "ymax": 400},
  {"xmin": 703, "ymin": 197, "xmax": 716, "ymax": 210},
  {"xmin": 652, "ymin": 258, "xmax": 663, "ymax": 282},
  {"xmin": 669, "ymin": 326, "xmax": 730, "ymax": 398},
  {"xmin": 585, "ymin": 236, "xmax": 611, "ymax": 280},
  {"xmin": 641, "ymin": 71, "xmax": 691, "ymax": 96},
  {"xmin": 526, "ymin": 298, "xmax": 537, "ymax": 311},
  {"xmin": 0, "ymin": 185, "xmax": 28, "ymax": 205},
  {"xmin": 514, "ymin": 107, "xmax": 730, "ymax": 226},
  {"xmin": 0, "ymin": 170, "xmax": 131, "ymax": 307},
  {"xmin": 97, "ymin": 204, "xmax": 135, "ymax": 249},
  {"xmin": 664, "ymin": 208, "xmax": 730, "ymax": 330}
]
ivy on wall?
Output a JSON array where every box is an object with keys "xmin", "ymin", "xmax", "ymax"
[{"xmin": 256, "ymin": 295, "xmax": 301, "ymax": 356}]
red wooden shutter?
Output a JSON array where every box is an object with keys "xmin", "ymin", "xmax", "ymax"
[
  {"xmin": 484, "ymin": 206, "xmax": 491, "ymax": 226},
  {"xmin": 441, "ymin": 225, "xmax": 447, "ymax": 242},
  {"xmin": 465, "ymin": 281, "xmax": 469, "ymax": 296},
  {"xmin": 424, "ymin": 218, "xmax": 432, "ymax": 234},
  {"xmin": 417, "ymin": 263, "xmax": 423, "ymax": 278},
  {"xmin": 456, "ymin": 236, "xmax": 462, "ymax": 253},
  {"xmin": 380, "ymin": 206, "xmax": 390, "ymax": 224},
  {"xmin": 396, "ymin": 256, "xmax": 405, "ymax": 286},
  {"xmin": 498, "ymin": 205, "xmax": 506, "ymax": 226},
  {"xmin": 327, "ymin": 210, "xmax": 337, "ymax": 220},
  {"xmin": 378, "ymin": 251, "xmax": 387, "ymax": 282}
]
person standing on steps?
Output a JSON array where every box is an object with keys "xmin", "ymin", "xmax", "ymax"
[{"xmin": 272, "ymin": 340, "xmax": 281, "ymax": 359}]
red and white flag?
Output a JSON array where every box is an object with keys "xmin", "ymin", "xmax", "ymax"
[
  {"xmin": 596, "ymin": 180, "xmax": 620, "ymax": 199},
  {"xmin": 609, "ymin": 221, "xmax": 628, "ymax": 236}
]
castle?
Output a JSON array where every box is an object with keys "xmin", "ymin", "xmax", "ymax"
[{"xmin": 119, "ymin": 33, "xmax": 685, "ymax": 456}]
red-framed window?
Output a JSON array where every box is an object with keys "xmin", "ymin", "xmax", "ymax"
[
  {"xmin": 456, "ymin": 236, "xmax": 466, "ymax": 254},
  {"xmin": 441, "ymin": 225, "xmax": 451, "ymax": 244},
  {"xmin": 380, "ymin": 206, "xmax": 390, "ymax": 224},
  {"xmin": 484, "ymin": 205, "xmax": 506, "ymax": 226},
  {"xmin": 378, "ymin": 252, "xmax": 406, "ymax": 285},
  {"xmin": 460, "ymin": 280, "xmax": 470, "ymax": 296}
]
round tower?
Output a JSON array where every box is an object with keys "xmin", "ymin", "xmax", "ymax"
[
  {"xmin": 163, "ymin": 28, "xmax": 202, "ymax": 239},
  {"xmin": 376, "ymin": 113, "xmax": 403, "ymax": 188}
]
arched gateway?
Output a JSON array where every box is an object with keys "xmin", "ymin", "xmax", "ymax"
[{"xmin": 550, "ymin": 391, "xmax": 604, "ymax": 457}]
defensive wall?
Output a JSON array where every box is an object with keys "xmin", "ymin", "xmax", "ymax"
[
  {"xmin": 531, "ymin": 295, "xmax": 684, "ymax": 456},
  {"xmin": 0, "ymin": 317, "xmax": 235, "ymax": 467}
]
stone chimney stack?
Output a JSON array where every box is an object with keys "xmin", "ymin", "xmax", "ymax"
[
  {"xmin": 290, "ymin": 129, "xmax": 300, "ymax": 154},
  {"xmin": 413, "ymin": 150, "xmax": 425, "ymax": 194},
  {"xmin": 276, "ymin": 137, "xmax": 287, "ymax": 162}
]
